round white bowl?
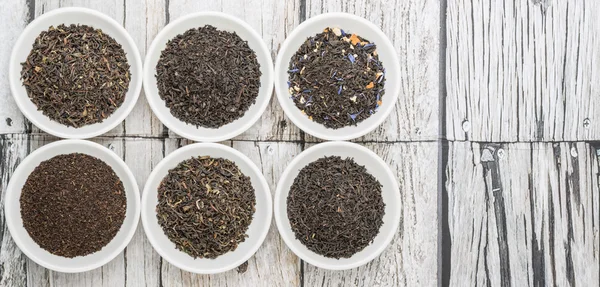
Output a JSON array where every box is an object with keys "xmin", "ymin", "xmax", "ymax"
[
  {"xmin": 4, "ymin": 140, "xmax": 141, "ymax": 273},
  {"xmin": 274, "ymin": 141, "xmax": 401, "ymax": 270},
  {"xmin": 141, "ymin": 143, "xmax": 272, "ymax": 274},
  {"xmin": 274, "ymin": 13, "xmax": 400, "ymax": 141},
  {"xmin": 9, "ymin": 7, "xmax": 143, "ymax": 139},
  {"xmin": 143, "ymin": 12, "xmax": 274, "ymax": 142}
]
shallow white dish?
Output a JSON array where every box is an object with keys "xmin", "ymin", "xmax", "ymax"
[
  {"xmin": 274, "ymin": 13, "xmax": 400, "ymax": 141},
  {"xmin": 143, "ymin": 12, "xmax": 274, "ymax": 142},
  {"xmin": 141, "ymin": 143, "xmax": 272, "ymax": 274},
  {"xmin": 9, "ymin": 7, "xmax": 143, "ymax": 139},
  {"xmin": 4, "ymin": 140, "xmax": 141, "ymax": 273},
  {"xmin": 274, "ymin": 141, "xmax": 401, "ymax": 270}
]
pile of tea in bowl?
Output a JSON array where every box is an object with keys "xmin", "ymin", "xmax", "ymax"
[
  {"xmin": 287, "ymin": 156, "xmax": 385, "ymax": 258},
  {"xmin": 156, "ymin": 156, "xmax": 256, "ymax": 258},
  {"xmin": 20, "ymin": 153, "xmax": 127, "ymax": 257},
  {"xmin": 20, "ymin": 24, "xmax": 131, "ymax": 127},
  {"xmin": 155, "ymin": 25, "xmax": 262, "ymax": 128},
  {"xmin": 287, "ymin": 27, "xmax": 385, "ymax": 129}
]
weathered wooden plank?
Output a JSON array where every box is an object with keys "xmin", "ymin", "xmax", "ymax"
[
  {"xmin": 0, "ymin": 135, "xmax": 30, "ymax": 287},
  {"xmin": 303, "ymin": 142, "xmax": 438, "ymax": 287},
  {"xmin": 304, "ymin": 0, "xmax": 440, "ymax": 142},
  {"xmin": 122, "ymin": 0, "xmax": 166, "ymax": 137},
  {"xmin": 0, "ymin": 0, "xmax": 29, "ymax": 134},
  {"xmin": 446, "ymin": 0, "xmax": 600, "ymax": 141},
  {"xmin": 444, "ymin": 142, "xmax": 600, "ymax": 286},
  {"xmin": 158, "ymin": 141, "xmax": 302, "ymax": 286},
  {"xmin": 123, "ymin": 138, "xmax": 163, "ymax": 287}
]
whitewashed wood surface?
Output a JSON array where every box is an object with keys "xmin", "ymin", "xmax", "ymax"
[
  {"xmin": 446, "ymin": 0, "xmax": 600, "ymax": 142},
  {"xmin": 0, "ymin": 0, "xmax": 440, "ymax": 286},
  {"xmin": 1, "ymin": 0, "xmax": 599, "ymax": 286}
]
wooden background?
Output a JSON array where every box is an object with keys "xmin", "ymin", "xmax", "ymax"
[{"xmin": 0, "ymin": 0, "xmax": 597, "ymax": 286}]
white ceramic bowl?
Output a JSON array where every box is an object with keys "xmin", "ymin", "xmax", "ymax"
[
  {"xmin": 9, "ymin": 7, "xmax": 143, "ymax": 139},
  {"xmin": 143, "ymin": 12, "xmax": 274, "ymax": 142},
  {"xmin": 274, "ymin": 13, "xmax": 400, "ymax": 141},
  {"xmin": 4, "ymin": 140, "xmax": 141, "ymax": 273},
  {"xmin": 141, "ymin": 143, "xmax": 272, "ymax": 274},
  {"xmin": 274, "ymin": 141, "xmax": 401, "ymax": 270}
]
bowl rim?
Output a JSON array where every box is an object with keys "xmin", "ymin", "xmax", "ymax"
[
  {"xmin": 4, "ymin": 139, "xmax": 141, "ymax": 273},
  {"xmin": 8, "ymin": 7, "xmax": 143, "ymax": 139},
  {"xmin": 140, "ymin": 142, "xmax": 273, "ymax": 274},
  {"xmin": 273, "ymin": 141, "xmax": 401, "ymax": 270},
  {"xmin": 143, "ymin": 11, "xmax": 275, "ymax": 142},
  {"xmin": 274, "ymin": 12, "xmax": 400, "ymax": 141}
]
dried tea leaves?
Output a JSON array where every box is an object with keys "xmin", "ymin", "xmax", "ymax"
[
  {"xmin": 156, "ymin": 25, "xmax": 262, "ymax": 128},
  {"xmin": 287, "ymin": 27, "xmax": 385, "ymax": 129},
  {"xmin": 20, "ymin": 24, "xmax": 131, "ymax": 127},
  {"xmin": 287, "ymin": 156, "xmax": 385, "ymax": 258},
  {"xmin": 156, "ymin": 156, "xmax": 256, "ymax": 259},
  {"xmin": 20, "ymin": 153, "xmax": 127, "ymax": 258}
]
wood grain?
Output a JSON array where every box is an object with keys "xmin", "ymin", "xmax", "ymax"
[
  {"xmin": 303, "ymin": 142, "xmax": 438, "ymax": 287},
  {"xmin": 446, "ymin": 0, "xmax": 600, "ymax": 142},
  {"xmin": 0, "ymin": 0, "xmax": 29, "ymax": 134},
  {"xmin": 0, "ymin": 135, "xmax": 29, "ymax": 287},
  {"xmin": 443, "ymin": 142, "xmax": 600, "ymax": 286}
]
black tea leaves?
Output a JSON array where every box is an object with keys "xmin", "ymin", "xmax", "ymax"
[
  {"xmin": 156, "ymin": 25, "xmax": 262, "ymax": 128},
  {"xmin": 20, "ymin": 24, "xmax": 131, "ymax": 127},
  {"xmin": 156, "ymin": 156, "xmax": 256, "ymax": 259},
  {"xmin": 287, "ymin": 27, "xmax": 386, "ymax": 129},
  {"xmin": 287, "ymin": 156, "xmax": 385, "ymax": 258}
]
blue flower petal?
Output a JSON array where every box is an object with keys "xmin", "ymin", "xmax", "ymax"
[
  {"xmin": 338, "ymin": 85, "xmax": 343, "ymax": 95},
  {"xmin": 331, "ymin": 71, "xmax": 337, "ymax": 79},
  {"xmin": 363, "ymin": 43, "xmax": 375, "ymax": 49},
  {"xmin": 287, "ymin": 81, "xmax": 291, "ymax": 87},
  {"xmin": 288, "ymin": 68, "xmax": 300, "ymax": 73},
  {"xmin": 348, "ymin": 54, "xmax": 355, "ymax": 63},
  {"xmin": 340, "ymin": 29, "xmax": 347, "ymax": 36},
  {"xmin": 349, "ymin": 111, "xmax": 362, "ymax": 121}
]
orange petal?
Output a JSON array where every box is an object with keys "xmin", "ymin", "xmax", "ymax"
[
  {"xmin": 366, "ymin": 82, "xmax": 375, "ymax": 89},
  {"xmin": 349, "ymin": 34, "xmax": 361, "ymax": 45}
]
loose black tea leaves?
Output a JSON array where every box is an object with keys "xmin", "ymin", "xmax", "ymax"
[
  {"xmin": 287, "ymin": 27, "xmax": 386, "ymax": 129},
  {"xmin": 156, "ymin": 25, "xmax": 262, "ymax": 128},
  {"xmin": 287, "ymin": 156, "xmax": 385, "ymax": 258},
  {"xmin": 156, "ymin": 156, "xmax": 256, "ymax": 259},
  {"xmin": 20, "ymin": 153, "xmax": 127, "ymax": 258},
  {"xmin": 20, "ymin": 24, "xmax": 131, "ymax": 127}
]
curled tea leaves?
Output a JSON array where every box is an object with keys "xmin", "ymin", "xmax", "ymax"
[
  {"xmin": 20, "ymin": 24, "xmax": 130, "ymax": 127},
  {"xmin": 287, "ymin": 28, "xmax": 386, "ymax": 129},
  {"xmin": 156, "ymin": 156, "xmax": 256, "ymax": 259},
  {"xmin": 286, "ymin": 156, "xmax": 385, "ymax": 258},
  {"xmin": 155, "ymin": 25, "xmax": 261, "ymax": 128}
]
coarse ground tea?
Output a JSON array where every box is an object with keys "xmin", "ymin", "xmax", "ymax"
[
  {"xmin": 20, "ymin": 153, "xmax": 127, "ymax": 258},
  {"xmin": 287, "ymin": 27, "xmax": 386, "ymax": 129},
  {"xmin": 287, "ymin": 156, "xmax": 385, "ymax": 258},
  {"xmin": 21, "ymin": 24, "xmax": 131, "ymax": 127},
  {"xmin": 155, "ymin": 25, "xmax": 261, "ymax": 128},
  {"xmin": 156, "ymin": 156, "xmax": 256, "ymax": 259}
]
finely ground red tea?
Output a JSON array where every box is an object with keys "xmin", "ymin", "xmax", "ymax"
[
  {"xmin": 287, "ymin": 156, "xmax": 385, "ymax": 258},
  {"xmin": 20, "ymin": 153, "xmax": 127, "ymax": 258}
]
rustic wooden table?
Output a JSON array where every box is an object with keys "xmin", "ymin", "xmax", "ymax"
[{"xmin": 0, "ymin": 0, "xmax": 598, "ymax": 286}]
